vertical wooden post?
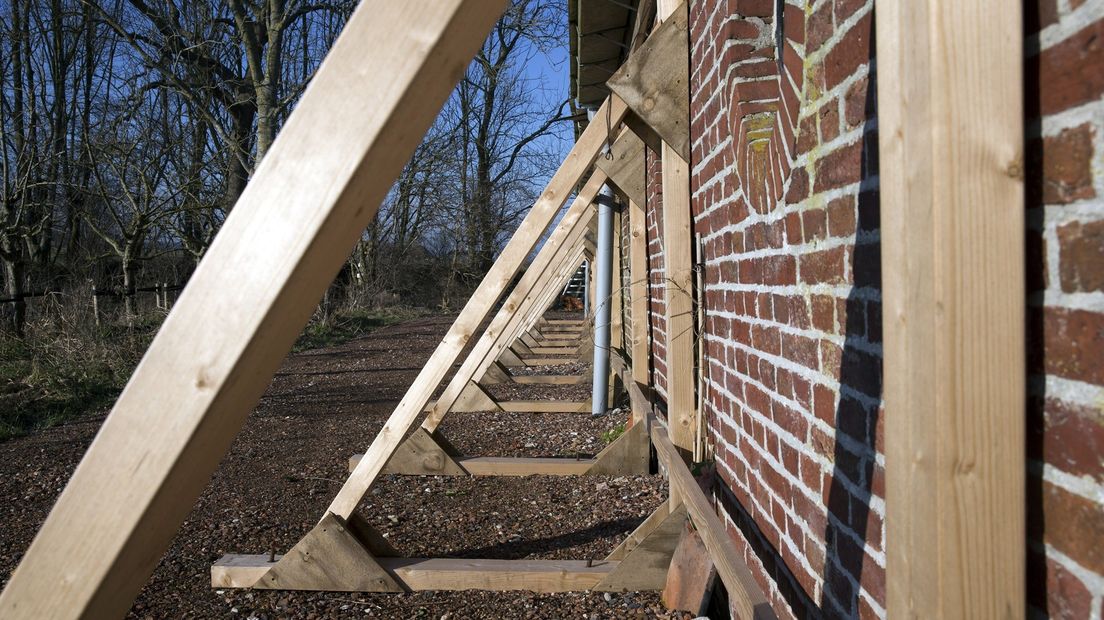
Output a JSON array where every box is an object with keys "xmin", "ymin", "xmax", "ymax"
[
  {"xmin": 628, "ymin": 199, "xmax": 649, "ymax": 424},
  {"xmin": 608, "ymin": 205, "xmax": 625, "ymax": 404},
  {"xmin": 656, "ymin": 0, "xmax": 694, "ymax": 453},
  {"xmin": 878, "ymin": 0, "xmax": 1025, "ymax": 616},
  {"xmin": 90, "ymin": 285, "xmax": 100, "ymax": 328}
]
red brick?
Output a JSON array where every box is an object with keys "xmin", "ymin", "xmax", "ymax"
[
  {"xmin": 800, "ymin": 455, "xmax": 824, "ymax": 496},
  {"xmin": 761, "ymin": 254, "xmax": 797, "ymax": 285},
  {"xmin": 1037, "ymin": 481, "xmax": 1104, "ymax": 574},
  {"xmin": 821, "ymin": 339, "xmax": 842, "ymax": 375},
  {"xmin": 823, "ymin": 12, "xmax": 873, "ymax": 90},
  {"xmin": 819, "ymin": 100, "xmax": 841, "ymax": 143},
  {"xmin": 1032, "ymin": 397, "xmax": 1104, "ymax": 481},
  {"xmin": 752, "ymin": 324, "xmax": 782, "ymax": 356},
  {"xmin": 1037, "ymin": 306, "xmax": 1104, "ymax": 386},
  {"xmin": 814, "ymin": 139, "xmax": 864, "ymax": 192},
  {"xmin": 827, "ymin": 195, "xmax": 857, "ymax": 237},
  {"xmin": 1028, "ymin": 549, "xmax": 1094, "ymax": 619},
  {"xmin": 802, "ymin": 207, "xmax": 827, "ymax": 241},
  {"xmin": 734, "ymin": 58, "xmax": 780, "ymax": 80},
  {"xmin": 807, "ymin": 1, "xmax": 834, "ymax": 53},
  {"xmin": 813, "ymin": 383, "xmax": 837, "ymax": 425},
  {"xmin": 734, "ymin": 0, "xmax": 774, "ymax": 18},
  {"xmin": 811, "ymin": 426, "xmax": 834, "ymax": 459},
  {"xmin": 811, "ymin": 294, "xmax": 835, "ymax": 332},
  {"xmin": 844, "ymin": 77, "xmax": 870, "ymax": 129},
  {"xmin": 788, "ymin": 296, "xmax": 811, "ymax": 329},
  {"xmin": 834, "ymin": 0, "xmax": 866, "ymax": 22},
  {"xmin": 1057, "ymin": 219, "xmax": 1104, "ymax": 292},
  {"xmin": 801, "ymin": 246, "xmax": 848, "ymax": 284},
  {"xmin": 774, "ymin": 401, "xmax": 810, "ymax": 441},
  {"xmin": 1028, "ymin": 19, "xmax": 1104, "ymax": 117},
  {"xmin": 785, "ymin": 167, "xmax": 810, "ymax": 203},
  {"xmin": 1029, "ymin": 124, "xmax": 1096, "ymax": 205},
  {"xmin": 755, "ymin": 291, "xmax": 772, "ymax": 317},
  {"xmin": 782, "ymin": 331, "xmax": 820, "ymax": 368},
  {"xmin": 724, "ymin": 17, "xmax": 763, "ymax": 41}
]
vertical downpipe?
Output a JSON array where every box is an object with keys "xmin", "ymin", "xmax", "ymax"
[
  {"xmin": 582, "ymin": 260, "xmax": 590, "ymax": 316},
  {"xmin": 590, "ymin": 183, "xmax": 617, "ymax": 415}
]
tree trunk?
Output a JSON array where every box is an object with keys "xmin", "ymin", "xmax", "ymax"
[
  {"xmin": 122, "ymin": 257, "xmax": 135, "ymax": 326},
  {"xmin": 3, "ymin": 260, "xmax": 27, "ymax": 337}
]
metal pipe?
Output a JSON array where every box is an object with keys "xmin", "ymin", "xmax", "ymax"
[
  {"xmin": 583, "ymin": 106, "xmax": 617, "ymax": 415},
  {"xmin": 582, "ymin": 260, "xmax": 590, "ymax": 316},
  {"xmin": 590, "ymin": 184, "xmax": 617, "ymax": 415}
]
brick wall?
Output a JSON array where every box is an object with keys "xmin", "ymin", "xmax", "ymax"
[
  {"xmin": 682, "ymin": 0, "xmax": 881, "ymax": 616},
  {"xmin": 621, "ymin": 0, "xmax": 881, "ymax": 616},
  {"xmin": 633, "ymin": 1, "xmax": 1103, "ymax": 617},
  {"xmin": 1025, "ymin": 0, "xmax": 1104, "ymax": 616},
  {"xmin": 645, "ymin": 147, "xmax": 669, "ymax": 398}
]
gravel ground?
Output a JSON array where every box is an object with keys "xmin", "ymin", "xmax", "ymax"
[{"xmin": 0, "ymin": 314, "xmax": 688, "ymax": 619}]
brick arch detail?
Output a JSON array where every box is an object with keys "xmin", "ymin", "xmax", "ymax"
[{"xmin": 724, "ymin": 2, "xmax": 808, "ymax": 215}]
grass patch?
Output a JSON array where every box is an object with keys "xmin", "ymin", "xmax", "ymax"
[
  {"xmin": 0, "ymin": 302, "xmax": 428, "ymax": 441},
  {"xmin": 0, "ymin": 321, "xmax": 152, "ymax": 441},
  {"xmin": 601, "ymin": 423, "xmax": 627, "ymax": 445},
  {"xmin": 292, "ymin": 306, "xmax": 426, "ymax": 352}
]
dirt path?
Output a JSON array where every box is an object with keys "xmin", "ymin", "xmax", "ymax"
[{"xmin": 0, "ymin": 315, "xmax": 684, "ymax": 619}]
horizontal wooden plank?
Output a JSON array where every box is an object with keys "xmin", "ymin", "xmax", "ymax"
[
  {"xmin": 520, "ymin": 357, "xmax": 582, "ymax": 366},
  {"xmin": 499, "ymin": 400, "xmax": 591, "ymax": 413},
  {"xmin": 512, "ymin": 374, "xmax": 587, "ymax": 385},
  {"xmin": 530, "ymin": 346, "xmax": 577, "ymax": 355},
  {"xmin": 348, "ymin": 454, "xmax": 598, "ymax": 476},
  {"xmin": 651, "ymin": 426, "xmax": 775, "ymax": 619},
  {"xmin": 213, "ymin": 555, "xmax": 617, "ymax": 592},
  {"xmin": 460, "ymin": 457, "xmax": 596, "ymax": 476}
]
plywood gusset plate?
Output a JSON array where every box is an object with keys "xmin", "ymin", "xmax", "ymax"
[{"xmin": 606, "ymin": 1, "xmax": 690, "ymax": 162}]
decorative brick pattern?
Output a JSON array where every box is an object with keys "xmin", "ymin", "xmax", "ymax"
[
  {"xmin": 1025, "ymin": 0, "xmax": 1104, "ymax": 616},
  {"xmin": 634, "ymin": 1, "xmax": 1103, "ymax": 616}
]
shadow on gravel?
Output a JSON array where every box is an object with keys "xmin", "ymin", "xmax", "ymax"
[{"xmin": 445, "ymin": 516, "xmax": 645, "ymax": 560}]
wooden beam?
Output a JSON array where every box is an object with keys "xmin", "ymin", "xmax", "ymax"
[
  {"xmin": 595, "ymin": 130, "xmax": 647, "ymax": 207},
  {"xmin": 655, "ymin": 0, "xmax": 695, "ymax": 453},
  {"xmin": 461, "ymin": 457, "xmax": 595, "ymax": 477},
  {"xmin": 214, "ymin": 556, "xmax": 618, "ymax": 592},
  {"xmin": 610, "ymin": 204, "xmax": 625, "ymax": 354},
  {"xmin": 253, "ymin": 513, "xmax": 402, "ymax": 592},
  {"xmin": 878, "ymin": 0, "xmax": 1025, "ymax": 616},
  {"xmin": 627, "ymin": 198, "xmax": 650, "ymax": 417},
  {"xmin": 328, "ymin": 95, "xmax": 628, "ymax": 519},
  {"xmin": 499, "ymin": 400, "xmax": 591, "ymax": 413},
  {"xmin": 594, "ymin": 505, "xmax": 686, "ymax": 592},
  {"xmin": 520, "ymin": 357, "xmax": 583, "ymax": 367},
  {"xmin": 606, "ymin": 499, "xmax": 673, "ymax": 561},
  {"xmin": 351, "ymin": 453, "xmax": 597, "ymax": 476},
  {"xmin": 512, "ymin": 374, "xmax": 587, "ymax": 385},
  {"xmin": 586, "ymin": 418, "xmax": 650, "ymax": 475},
  {"xmin": 494, "ymin": 253, "xmax": 584, "ymax": 370},
  {"xmin": 605, "ymin": 1, "xmax": 690, "ymax": 162},
  {"xmin": 529, "ymin": 346, "xmax": 577, "ymax": 355},
  {"xmin": 434, "ymin": 244, "xmax": 589, "ymax": 421},
  {"xmin": 422, "ymin": 187, "xmax": 600, "ymax": 430},
  {"xmin": 651, "ymin": 425, "xmax": 775, "ymax": 619},
  {"xmin": 0, "ymin": 2, "xmax": 506, "ymax": 617}
]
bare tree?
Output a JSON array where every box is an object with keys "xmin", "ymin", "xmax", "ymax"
[
  {"xmin": 84, "ymin": 92, "xmax": 183, "ymax": 321},
  {"xmin": 450, "ymin": 0, "xmax": 572, "ymax": 277}
]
